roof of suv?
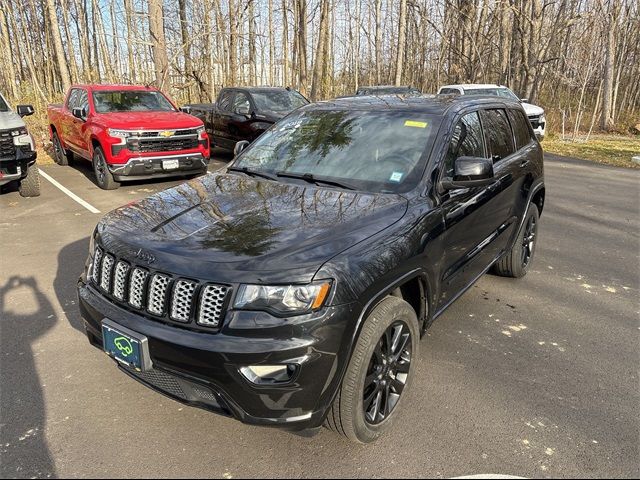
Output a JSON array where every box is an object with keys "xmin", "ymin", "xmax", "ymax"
[{"xmin": 311, "ymin": 94, "xmax": 523, "ymax": 115}]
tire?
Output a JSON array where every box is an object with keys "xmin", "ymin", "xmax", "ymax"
[
  {"xmin": 92, "ymin": 146, "xmax": 120, "ymax": 190},
  {"xmin": 18, "ymin": 163, "xmax": 41, "ymax": 197},
  {"xmin": 52, "ymin": 131, "xmax": 72, "ymax": 166},
  {"xmin": 493, "ymin": 204, "xmax": 540, "ymax": 278},
  {"xmin": 325, "ymin": 296, "xmax": 419, "ymax": 443}
]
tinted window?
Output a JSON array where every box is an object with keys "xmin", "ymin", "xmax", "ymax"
[
  {"xmin": 66, "ymin": 89, "xmax": 80, "ymax": 109},
  {"xmin": 464, "ymin": 88, "xmax": 519, "ymax": 100},
  {"xmin": 218, "ymin": 91, "xmax": 234, "ymax": 111},
  {"xmin": 77, "ymin": 90, "xmax": 89, "ymax": 111},
  {"xmin": 235, "ymin": 110, "xmax": 440, "ymax": 193},
  {"xmin": 444, "ymin": 111, "xmax": 485, "ymax": 177},
  {"xmin": 251, "ymin": 90, "xmax": 308, "ymax": 112},
  {"xmin": 481, "ymin": 109, "xmax": 515, "ymax": 161},
  {"xmin": 93, "ymin": 90, "xmax": 175, "ymax": 113},
  {"xmin": 440, "ymin": 88, "xmax": 460, "ymax": 95},
  {"xmin": 232, "ymin": 92, "xmax": 251, "ymax": 113},
  {"xmin": 0, "ymin": 95, "xmax": 10, "ymax": 112},
  {"xmin": 507, "ymin": 109, "xmax": 532, "ymax": 150}
]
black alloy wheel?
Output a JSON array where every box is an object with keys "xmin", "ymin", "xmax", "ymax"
[{"xmin": 363, "ymin": 320, "xmax": 412, "ymax": 425}]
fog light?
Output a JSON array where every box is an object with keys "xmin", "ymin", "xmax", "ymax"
[{"xmin": 240, "ymin": 365, "xmax": 297, "ymax": 385}]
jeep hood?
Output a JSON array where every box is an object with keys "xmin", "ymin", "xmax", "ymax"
[
  {"xmin": 97, "ymin": 173, "xmax": 408, "ymax": 283},
  {"xmin": 0, "ymin": 110, "xmax": 26, "ymax": 130}
]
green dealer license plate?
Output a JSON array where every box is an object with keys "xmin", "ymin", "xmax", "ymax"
[{"xmin": 102, "ymin": 319, "xmax": 152, "ymax": 371}]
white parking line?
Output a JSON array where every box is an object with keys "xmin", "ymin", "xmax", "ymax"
[{"xmin": 38, "ymin": 168, "xmax": 101, "ymax": 214}]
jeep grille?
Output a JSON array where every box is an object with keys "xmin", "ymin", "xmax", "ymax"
[{"xmin": 90, "ymin": 247, "xmax": 229, "ymax": 329}]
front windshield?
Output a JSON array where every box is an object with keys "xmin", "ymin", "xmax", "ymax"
[
  {"xmin": 233, "ymin": 109, "xmax": 439, "ymax": 193},
  {"xmin": 0, "ymin": 95, "xmax": 9, "ymax": 112},
  {"xmin": 464, "ymin": 87, "xmax": 520, "ymax": 100},
  {"xmin": 93, "ymin": 90, "xmax": 176, "ymax": 113},
  {"xmin": 251, "ymin": 90, "xmax": 309, "ymax": 112}
]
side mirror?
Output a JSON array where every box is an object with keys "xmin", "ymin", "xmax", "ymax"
[
  {"xmin": 233, "ymin": 140, "xmax": 250, "ymax": 157},
  {"xmin": 17, "ymin": 105, "xmax": 34, "ymax": 117},
  {"xmin": 236, "ymin": 105, "xmax": 251, "ymax": 116},
  {"xmin": 72, "ymin": 107, "xmax": 87, "ymax": 121},
  {"xmin": 180, "ymin": 106, "xmax": 192, "ymax": 115},
  {"xmin": 442, "ymin": 156, "xmax": 494, "ymax": 190}
]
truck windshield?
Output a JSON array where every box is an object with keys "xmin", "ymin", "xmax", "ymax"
[
  {"xmin": 93, "ymin": 90, "xmax": 176, "ymax": 113},
  {"xmin": 464, "ymin": 88, "xmax": 520, "ymax": 100},
  {"xmin": 233, "ymin": 109, "xmax": 439, "ymax": 193},
  {"xmin": 251, "ymin": 90, "xmax": 308, "ymax": 112},
  {"xmin": 0, "ymin": 95, "xmax": 9, "ymax": 112}
]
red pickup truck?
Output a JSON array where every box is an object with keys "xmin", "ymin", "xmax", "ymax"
[{"xmin": 47, "ymin": 84, "xmax": 210, "ymax": 189}]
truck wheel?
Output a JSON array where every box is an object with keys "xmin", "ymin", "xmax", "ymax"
[
  {"xmin": 52, "ymin": 132, "xmax": 72, "ymax": 166},
  {"xmin": 325, "ymin": 296, "xmax": 419, "ymax": 443},
  {"xmin": 92, "ymin": 146, "xmax": 120, "ymax": 190},
  {"xmin": 493, "ymin": 204, "xmax": 540, "ymax": 278},
  {"xmin": 18, "ymin": 163, "xmax": 41, "ymax": 197}
]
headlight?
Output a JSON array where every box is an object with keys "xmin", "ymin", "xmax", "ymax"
[
  {"xmin": 197, "ymin": 126, "xmax": 206, "ymax": 139},
  {"xmin": 539, "ymin": 114, "xmax": 546, "ymax": 124},
  {"xmin": 234, "ymin": 281, "xmax": 331, "ymax": 315},
  {"xmin": 11, "ymin": 127, "xmax": 28, "ymax": 137},
  {"xmin": 107, "ymin": 129, "xmax": 133, "ymax": 145}
]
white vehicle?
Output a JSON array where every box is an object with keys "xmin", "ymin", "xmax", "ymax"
[
  {"xmin": 0, "ymin": 92, "xmax": 40, "ymax": 196},
  {"xmin": 438, "ymin": 84, "xmax": 546, "ymax": 140}
]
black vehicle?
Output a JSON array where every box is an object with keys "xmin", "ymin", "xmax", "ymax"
[
  {"xmin": 355, "ymin": 85, "xmax": 422, "ymax": 96},
  {"xmin": 188, "ymin": 87, "xmax": 309, "ymax": 151},
  {"xmin": 78, "ymin": 94, "xmax": 545, "ymax": 443}
]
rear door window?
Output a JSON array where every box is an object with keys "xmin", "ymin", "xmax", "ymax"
[
  {"xmin": 507, "ymin": 109, "xmax": 533, "ymax": 150},
  {"xmin": 443, "ymin": 111, "xmax": 485, "ymax": 178},
  {"xmin": 481, "ymin": 109, "xmax": 515, "ymax": 161},
  {"xmin": 218, "ymin": 91, "xmax": 234, "ymax": 112}
]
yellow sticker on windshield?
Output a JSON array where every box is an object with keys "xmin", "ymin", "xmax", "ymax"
[{"xmin": 404, "ymin": 120, "xmax": 428, "ymax": 128}]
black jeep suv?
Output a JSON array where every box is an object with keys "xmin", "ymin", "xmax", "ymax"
[{"xmin": 78, "ymin": 95, "xmax": 544, "ymax": 443}]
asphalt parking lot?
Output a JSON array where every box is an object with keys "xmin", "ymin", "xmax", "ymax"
[{"xmin": 1, "ymin": 152, "xmax": 638, "ymax": 478}]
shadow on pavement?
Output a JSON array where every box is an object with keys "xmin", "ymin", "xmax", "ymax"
[
  {"xmin": 0, "ymin": 276, "xmax": 57, "ymax": 478},
  {"xmin": 54, "ymin": 237, "xmax": 90, "ymax": 334}
]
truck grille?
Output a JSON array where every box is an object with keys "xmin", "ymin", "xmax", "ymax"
[
  {"xmin": 0, "ymin": 130, "xmax": 16, "ymax": 158},
  {"xmin": 127, "ymin": 137, "xmax": 199, "ymax": 153},
  {"xmin": 528, "ymin": 115, "xmax": 544, "ymax": 129},
  {"xmin": 91, "ymin": 247, "xmax": 230, "ymax": 329}
]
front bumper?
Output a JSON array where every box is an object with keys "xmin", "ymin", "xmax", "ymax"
[
  {"xmin": 108, "ymin": 153, "xmax": 209, "ymax": 181},
  {"xmin": 0, "ymin": 149, "xmax": 36, "ymax": 187},
  {"xmin": 78, "ymin": 280, "xmax": 358, "ymax": 430}
]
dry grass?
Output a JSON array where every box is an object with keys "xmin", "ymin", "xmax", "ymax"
[{"xmin": 544, "ymin": 134, "xmax": 640, "ymax": 168}]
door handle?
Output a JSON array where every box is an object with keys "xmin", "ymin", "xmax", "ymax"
[{"xmin": 520, "ymin": 159, "xmax": 530, "ymax": 167}]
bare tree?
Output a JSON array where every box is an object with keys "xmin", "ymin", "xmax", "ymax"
[{"xmin": 149, "ymin": 0, "xmax": 169, "ymax": 90}]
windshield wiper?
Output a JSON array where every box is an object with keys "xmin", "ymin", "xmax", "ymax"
[
  {"xmin": 228, "ymin": 166, "xmax": 277, "ymax": 181},
  {"xmin": 276, "ymin": 171, "xmax": 356, "ymax": 191}
]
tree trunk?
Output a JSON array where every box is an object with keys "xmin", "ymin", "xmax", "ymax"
[
  {"xmin": 228, "ymin": 0, "xmax": 237, "ymax": 85},
  {"xmin": 45, "ymin": 0, "xmax": 71, "ymax": 92},
  {"xmin": 268, "ymin": 0, "xmax": 275, "ymax": 85},
  {"xmin": 0, "ymin": 1, "xmax": 18, "ymax": 98},
  {"xmin": 375, "ymin": 0, "xmax": 382, "ymax": 84},
  {"xmin": 394, "ymin": 0, "xmax": 407, "ymax": 85},
  {"xmin": 282, "ymin": 0, "xmax": 289, "ymax": 86},
  {"xmin": 149, "ymin": 0, "xmax": 169, "ymax": 90},
  {"xmin": 310, "ymin": 0, "xmax": 329, "ymax": 100},
  {"xmin": 296, "ymin": 0, "xmax": 307, "ymax": 93},
  {"xmin": 600, "ymin": 1, "xmax": 616, "ymax": 131},
  {"xmin": 124, "ymin": 0, "xmax": 136, "ymax": 82},
  {"xmin": 178, "ymin": 0, "xmax": 192, "ymax": 94}
]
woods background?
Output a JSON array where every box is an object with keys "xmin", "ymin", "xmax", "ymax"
[{"xmin": 0, "ymin": 0, "xmax": 638, "ymax": 142}]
